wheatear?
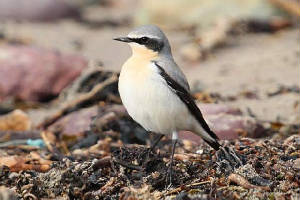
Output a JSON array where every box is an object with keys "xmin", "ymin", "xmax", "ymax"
[{"xmin": 114, "ymin": 25, "xmax": 241, "ymax": 183}]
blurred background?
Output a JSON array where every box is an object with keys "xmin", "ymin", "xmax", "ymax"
[
  {"xmin": 0, "ymin": 0, "xmax": 299, "ymax": 126},
  {"xmin": 0, "ymin": 0, "xmax": 299, "ymax": 198}
]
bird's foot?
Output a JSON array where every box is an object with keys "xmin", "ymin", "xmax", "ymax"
[
  {"xmin": 164, "ymin": 137, "xmax": 178, "ymax": 189},
  {"xmin": 165, "ymin": 165, "xmax": 174, "ymax": 190},
  {"xmin": 216, "ymin": 146, "xmax": 244, "ymax": 173}
]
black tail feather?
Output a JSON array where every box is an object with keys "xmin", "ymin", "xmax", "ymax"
[{"xmin": 204, "ymin": 138, "xmax": 221, "ymax": 151}]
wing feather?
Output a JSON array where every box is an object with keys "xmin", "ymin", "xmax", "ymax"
[{"xmin": 153, "ymin": 61, "xmax": 220, "ymax": 150}]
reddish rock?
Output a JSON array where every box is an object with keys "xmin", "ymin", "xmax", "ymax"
[
  {"xmin": 48, "ymin": 106, "xmax": 99, "ymax": 137},
  {"xmin": 47, "ymin": 105, "xmax": 127, "ymax": 137},
  {"xmin": 0, "ymin": 0, "xmax": 80, "ymax": 22},
  {"xmin": 178, "ymin": 131, "xmax": 204, "ymax": 145},
  {"xmin": 179, "ymin": 114, "xmax": 260, "ymax": 143},
  {"xmin": 0, "ymin": 45, "xmax": 87, "ymax": 102},
  {"xmin": 46, "ymin": 102, "xmax": 262, "ymax": 142},
  {"xmin": 198, "ymin": 103, "xmax": 242, "ymax": 116},
  {"xmin": 205, "ymin": 114, "xmax": 258, "ymax": 140},
  {"xmin": 179, "ymin": 104, "xmax": 264, "ymax": 142}
]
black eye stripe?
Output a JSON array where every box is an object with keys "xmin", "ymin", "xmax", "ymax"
[
  {"xmin": 140, "ymin": 37, "xmax": 149, "ymax": 42},
  {"xmin": 130, "ymin": 37, "xmax": 164, "ymax": 52},
  {"xmin": 132, "ymin": 37, "xmax": 150, "ymax": 44}
]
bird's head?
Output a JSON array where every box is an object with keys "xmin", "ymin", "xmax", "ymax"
[{"xmin": 114, "ymin": 25, "xmax": 172, "ymax": 58}]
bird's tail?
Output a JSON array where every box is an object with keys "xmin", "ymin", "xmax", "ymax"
[
  {"xmin": 195, "ymin": 125, "xmax": 244, "ymax": 169},
  {"xmin": 193, "ymin": 123, "xmax": 221, "ymax": 151},
  {"xmin": 203, "ymin": 136, "xmax": 221, "ymax": 151}
]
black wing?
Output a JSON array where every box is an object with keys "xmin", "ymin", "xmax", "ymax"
[{"xmin": 154, "ymin": 61, "xmax": 220, "ymax": 150}]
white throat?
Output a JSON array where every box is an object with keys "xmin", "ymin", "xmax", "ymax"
[{"xmin": 129, "ymin": 43, "xmax": 158, "ymax": 60}]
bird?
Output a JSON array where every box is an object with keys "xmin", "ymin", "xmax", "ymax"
[{"xmin": 114, "ymin": 25, "xmax": 240, "ymax": 184}]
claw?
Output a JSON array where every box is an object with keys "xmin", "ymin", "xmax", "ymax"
[
  {"xmin": 216, "ymin": 146, "xmax": 244, "ymax": 173},
  {"xmin": 165, "ymin": 136, "xmax": 178, "ymax": 188},
  {"xmin": 166, "ymin": 166, "xmax": 173, "ymax": 189}
]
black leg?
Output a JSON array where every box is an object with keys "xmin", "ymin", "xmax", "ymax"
[
  {"xmin": 167, "ymin": 139, "xmax": 177, "ymax": 186},
  {"xmin": 150, "ymin": 134, "xmax": 164, "ymax": 152}
]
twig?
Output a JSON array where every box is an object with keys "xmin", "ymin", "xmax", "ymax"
[
  {"xmin": 91, "ymin": 177, "xmax": 118, "ymax": 196},
  {"xmin": 41, "ymin": 131, "xmax": 64, "ymax": 160},
  {"xmin": 91, "ymin": 156, "xmax": 111, "ymax": 170},
  {"xmin": 164, "ymin": 180, "xmax": 211, "ymax": 196},
  {"xmin": 0, "ymin": 139, "xmax": 28, "ymax": 147},
  {"xmin": 0, "ymin": 131, "xmax": 41, "ymax": 142},
  {"xmin": 209, "ymin": 178, "xmax": 216, "ymax": 199},
  {"xmin": 228, "ymin": 173, "xmax": 270, "ymax": 191},
  {"xmin": 23, "ymin": 193, "xmax": 38, "ymax": 200},
  {"xmin": 113, "ymin": 158, "xmax": 144, "ymax": 171},
  {"xmin": 37, "ymin": 74, "xmax": 118, "ymax": 129}
]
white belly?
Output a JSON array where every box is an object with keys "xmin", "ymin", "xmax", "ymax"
[{"xmin": 118, "ymin": 61, "xmax": 193, "ymax": 135}]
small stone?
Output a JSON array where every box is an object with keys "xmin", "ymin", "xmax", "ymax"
[
  {"xmin": 8, "ymin": 172, "xmax": 19, "ymax": 180},
  {"xmin": 48, "ymin": 106, "xmax": 98, "ymax": 137},
  {"xmin": 293, "ymin": 158, "xmax": 300, "ymax": 170},
  {"xmin": 0, "ymin": 109, "xmax": 31, "ymax": 131}
]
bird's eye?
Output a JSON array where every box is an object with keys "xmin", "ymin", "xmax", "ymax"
[{"xmin": 140, "ymin": 37, "xmax": 149, "ymax": 43}]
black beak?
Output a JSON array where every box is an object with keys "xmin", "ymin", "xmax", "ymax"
[{"xmin": 113, "ymin": 37, "xmax": 132, "ymax": 43}]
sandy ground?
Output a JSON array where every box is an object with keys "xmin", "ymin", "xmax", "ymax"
[{"xmin": 2, "ymin": 7, "xmax": 299, "ymax": 125}]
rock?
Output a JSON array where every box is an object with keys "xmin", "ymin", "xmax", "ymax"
[
  {"xmin": 179, "ymin": 131, "xmax": 204, "ymax": 145},
  {"xmin": 47, "ymin": 103, "xmax": 148, "ymax": 145},
  {"xmin": 179, "ymin": 115, "xmax": 261, "ymax": 141},
  {"xmin": 0, "ymin": 155, "xmax": 51, "ymax": 172},
  {"xmin": 47, "ymin": 105, "xmax": 127, "ymax": 137},
  {"xmin": 47, "ymin": 102, "xmax": 262, "ymax": 141},
  {"xmin": 200, "ymin": 103, "xmax": 264, "ymax": 139},
  {"xmin": 0, "ymin": 109, "xmax": 31, "ymax": 131},
  {"xmin": 283, "ymin": 135, "xmax": 300, "ymax": 146},
  {"xmin": 0, "ymin": 45, "xmax": 88, "ymax": 102},
  {"xmin": 198, "ymin": 103, "xmax": 242, "ymax": 116},
  {"xmin": 48, "ymin": 106, "xmax": 98, "ymax": 137},
  {"xmin": 179, "ymin": 104, "xmax": 263, "ymax": 141},
  {"xmin": 205, "ymin": 114, "xmax": 259, "ymax": 139},
  {"xmin": 0, "ymin": 0, "xmax": 80, "ymax": 22}
]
